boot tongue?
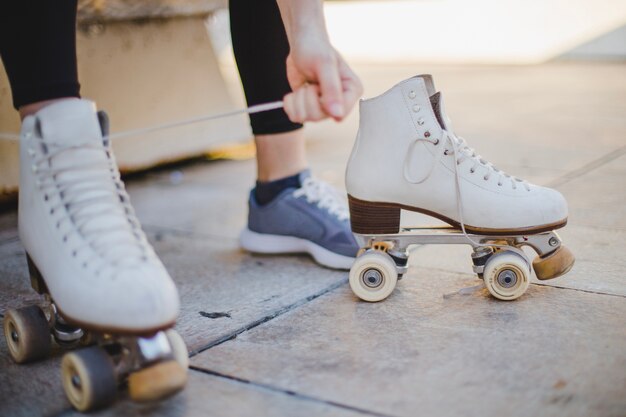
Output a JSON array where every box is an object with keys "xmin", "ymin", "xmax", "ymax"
[
  {"xmin": 36, "ymin": 99, "xmax": 103, "ymax": 147},
  {"xmin": 35, "ymin": 100, "xmax": 142, "ymax": 260},
  {"xmin": 429, "ymin": 92, "xmax": 454, "ymax": 132},
  {"xmin": 35, "ymin": 99, "xmax": 111, "ymax": 191}
]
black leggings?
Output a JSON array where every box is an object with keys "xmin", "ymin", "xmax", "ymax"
[{"xmin": 0, "ymin": 0, "xmax": 301, "ymax": 135}]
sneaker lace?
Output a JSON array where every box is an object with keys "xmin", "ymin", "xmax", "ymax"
[
  {"xmin": 292, "ymin": 177, "xmax": 350, "ymax": 221},
  {"xmin": 31, "ymin": 136, "xmax": 153, "ymax": 274}
]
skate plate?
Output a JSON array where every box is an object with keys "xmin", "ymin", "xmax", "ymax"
[{"xmin": 349, "ymin": 226, "xmax": 575, "ymax": 302}]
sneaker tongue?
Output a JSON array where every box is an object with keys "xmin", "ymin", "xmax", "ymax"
[{"xmin": 429, "ymin": 92, "xmax": 454, "ymax": 132}]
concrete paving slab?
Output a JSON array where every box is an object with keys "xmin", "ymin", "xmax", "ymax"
[
  {"xmin": 556, "ymin": 152, "xmax": 626, "ymax": 231},
  {"xmin": 0, "ymin": 324, "xmax": 363, "ymax": 417},
  {"xmin": 62, "ymin": 369, "xmax": 366, "ymax": 417},
  {"xmin": 192, "ymin": 271, "xmax": 626, "ymax": 417},
  {"xmin": 0, "ymin": 329, "xmax": 68, "ymax": 417},
  {"xmin": 153, "ymin": 232, "xmax": 347, "ymax": 354},
  {"xmin": 0, "ymin": 229, "xmax": 347, "ymax": 354},
  {"xmin": 126, "ymin": 177, "xmax": 249, "ymax": 240}
]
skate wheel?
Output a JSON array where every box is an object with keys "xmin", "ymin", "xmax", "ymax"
[
  {"xmin": 533, "ymin": 245, "xmax": 575, "ymax": 280},
  {"xmin": 349, "ymin": 251, "xmax": 398, "ymax": 302},
  {"xmin": 61, "ymin": 346, "xmax": 117, "ymax": 411},
  {"xmin": 165, "ymin": 329, "xmax": 189, "ymax": 369},
  {"xmin": 128, "ymin": 360, "xmax": 187, "ymax": 403},
  {"xmin": 3, "ymin": 306, "xmax": 51, "ymax": 363},
  {"xmin": 483, "ymin": 251, "xmax": 530, "ymax": 301}
]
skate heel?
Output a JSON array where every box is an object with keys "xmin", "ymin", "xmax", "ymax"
[
  {"xmin": 348, "ymin": 195, "xmax": 401, "ymax": 235},
  {"xmin": 26, "ymin": 254, "xmax": 49, "ymax": 295}
]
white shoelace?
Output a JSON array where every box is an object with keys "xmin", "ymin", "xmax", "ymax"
[
  {"xmin": 445, "ymin": 132, "xmax": 530, "ymax": 191},
  {"xmin": 292, "ymin": 177, "xmax": 350, "ymax": 221},
  {"xmin": 31, "ymin": 136, "xmax": 152, "ymax": 274},
  {"xmin": 405, "ymin": 130, "xmax": 531, "ymax": 248}
]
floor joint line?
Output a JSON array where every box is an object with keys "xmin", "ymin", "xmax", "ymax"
[
  {"xmin": 189, "ymin": 366, "xmax": 396, "ymax": 417},
  {"xmin": 188, "ymin": 279, "xmax": 347, "ymax": 357},
  {"xmin": 547, "ymin": 144, "xmax": 626, "ymax": 188}
]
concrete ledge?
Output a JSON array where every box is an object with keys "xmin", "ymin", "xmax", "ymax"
[
  {"xmin": 0, "ymin": 1, "xmax": 250, "ymax": 195},
  {"xmin": 77, "ymin": 0, "xmax": 227, "ymax": 22}
]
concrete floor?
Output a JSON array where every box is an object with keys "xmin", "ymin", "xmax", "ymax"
[{"xmin": 1, "ymin": 62, "xmax": 625, "ymax": 417}]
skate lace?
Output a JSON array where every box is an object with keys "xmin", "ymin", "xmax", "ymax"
[
  {"xmin": 292, "ymin": 177, "xmax": 350, "ymax": 221},
  {"xmin": 444, "ymin": 132, "xmax": 530, "ymax": 191},
  {"xmin": 405, "ymin": 130, "xmax": 531, "ymax": 249},
  {"xmin": 30, "ymin": 136, "xmax": 152, "ymax": 273}
]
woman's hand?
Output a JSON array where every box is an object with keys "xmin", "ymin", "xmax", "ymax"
[{"xmin": 282, "ymin": 39, "xmax": 362, "ymax": 123}]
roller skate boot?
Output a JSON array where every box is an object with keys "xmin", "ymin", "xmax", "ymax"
[
  {"xmin": 345, "ymin": 75, "xmax": 574, "ymax": 302},
  {"xmin": 3, "ymin": 99, "xmax": 188, "ymax": 411}
]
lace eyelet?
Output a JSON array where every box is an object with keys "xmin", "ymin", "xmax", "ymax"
[
  {"xmin": 483, "ymin": 176, "xmax": 489, "ymax": 181},
  {"xmin": 433, "ymin": 139, "xmax": 440, "ymax": 145},
  {"xmin": 72, "ymin": 251, "xmax": 77, "ymax": 257},
  {"xmin": 413, "ymin": 105, "xmax": 421, "ymax": 113},
  {"xmin": 49, "ymin": 208, "xmax": 54, "ymax": 214},
  {"xmin": 498, "ymin": 182, "xmax": 503, "ymax": 186},
  {"xmin": 44, "ymin": 194, "xmax": 48, "ymax": 201},
  {"xmin": 424, "ymin": 131, "xmax": 431, "ymax": 138},
  {"xmin": 408, "ymin": 90, "xmax": 416, "ymax": 99},
  {"xmin": 470, "ymin": 168, "xmax": 475, "ymax": 174},
  {"xmin": 63, "ymin": 236, "xmax": 67, "ymax": 242}
]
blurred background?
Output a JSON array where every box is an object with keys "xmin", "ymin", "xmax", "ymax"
[{"xmin": 1, "ymin": 0, "xmax": 625, "ymax": 199}]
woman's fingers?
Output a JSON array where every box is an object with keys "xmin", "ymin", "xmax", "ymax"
[
  {"xmin": 283, "ymin": 84, "xmax": 326, "ymax": 123},
  {"xmin": 283, "ymin": 53, "xmax": 363, "ymax": 124},
  {"xmin": 338, "ymin": 56, "xmax": 363, "ymax": 119}
]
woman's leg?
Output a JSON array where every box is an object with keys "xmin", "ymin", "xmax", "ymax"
[
  {"xmin": 229, "ymin": 0, "xmax": 307, "ymax": 183},
  {"xmin": 0, "ymin": 2, "xmax": 182, "ymax": 342},
  {"xmin": 230, "ymin": 0, "xmax": 358, "ymax": 269},
  {"xmin": 0, "ymin": 0, "xmax": 80, "ymax": 119}
]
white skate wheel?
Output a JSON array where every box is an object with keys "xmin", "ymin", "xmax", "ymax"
[
  {"xmin": 483, "ymin": 251, "xmax": 530, "ymax": 301},
  {"xmin": 349, "ymin": 251, "xmax": 398, "ymax": 302},
  {"xmin": 165, "ymin": 329, "xmax": 189, "ymax": 369},
  {"xmin": 61, "ymin": 346, "xmax": 117, "ymax": 411}
]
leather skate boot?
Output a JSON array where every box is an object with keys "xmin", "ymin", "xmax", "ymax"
[
  {"xmin": 345, "ymin": 75, "xmax": 568, "ymax": 235},
  {"xmin": 18, "ymin": 99, "xmax": 179, "ymax": 333}
]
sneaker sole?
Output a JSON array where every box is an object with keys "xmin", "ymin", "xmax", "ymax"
[{"xmin": 239, "ymin": 228, "xmax": 355, "ymax": 270}]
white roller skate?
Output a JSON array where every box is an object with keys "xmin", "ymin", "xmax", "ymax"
[
  {"xmin": 345, "ymin": 75, "xmax": 574, "ymax": 302},
  {"xmin": 3, "ymin": 99, "xmax": 188, "ymax": 411}
]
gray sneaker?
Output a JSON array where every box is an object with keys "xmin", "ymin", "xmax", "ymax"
[{"xmin": 239, "ymin": 171, "xmax": 358, "ymax": 269}]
